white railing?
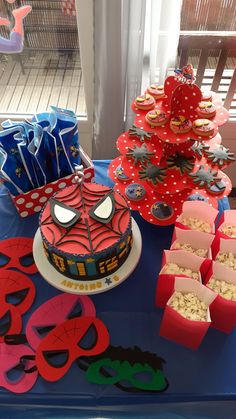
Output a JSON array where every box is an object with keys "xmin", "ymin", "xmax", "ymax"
[{"xmin": 178, "ymin": 32, "xmax": 236, "ymax": 118}]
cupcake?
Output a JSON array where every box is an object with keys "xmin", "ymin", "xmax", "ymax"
[
  {"xmin": 196, "ymin": 101, "xmax": 216, "ymax": 118},
  {"xmin": 201, "ymin": 90, "xmax": 212, "ymax": 102},
  {"xmin": 192, "ymin": 119, "xmax": 215, "ymax": 137},
  {"xmin": 125, "ymin": 183, "xmax": 146, "ymax": 201},
  {"xmin": 147, "ymin": 84, "xmax": 165, "ymax": 100},
  {"xmin": 145, "ymin": 109, "xmax": 169, "ymax": 127},
  {"xmin": 170, "ymin": 115, "xmax": 192, "ymax": 134},
  {"xmin": 135, "ymin": 93, "xmax": 155, "ymax": 111}
]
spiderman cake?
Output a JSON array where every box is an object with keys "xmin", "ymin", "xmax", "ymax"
[{"xmin": 40, "ymin": 182, "xmax": 133, "ymax": 280}]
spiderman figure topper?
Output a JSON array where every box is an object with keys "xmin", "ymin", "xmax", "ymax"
[{"xmin": 174, "ymin": 64, "xmax": 195, "ymax": 84}]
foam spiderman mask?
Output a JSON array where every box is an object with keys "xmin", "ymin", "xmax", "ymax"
[
  {"xmin": 0, "ymin": 343, "xmax": 37, "ymax": 394},
  {"xmin": 78, "ymin": 346, "xmax": 169, "ymax": 393},
  {"xmin": 0, "ymin": 237, "xmax": 37, "ymax": 274},
  {"xmin": 36, "ymin": 317, "xmax": 110, "ymax": 382},
  {"xmin": 26, "ymin": 293, "xmax": 96, "ymax": 350},
  {"xmin": 0, "ymin": 269, "xmax": 35, "ymax": 315}
]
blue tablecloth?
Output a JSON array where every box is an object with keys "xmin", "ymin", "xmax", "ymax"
[{"xmin": 0, "ymin": 161, "xmax": 235, "ymax": 419}]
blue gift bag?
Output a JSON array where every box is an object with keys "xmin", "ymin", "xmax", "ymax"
[
  {"xmin": 27, "ymin": 126, "xmax": 48, "ymax": 187},
  {"xmin": 0, "ymin": 147, "xmax": 32, "ymax": 195}
]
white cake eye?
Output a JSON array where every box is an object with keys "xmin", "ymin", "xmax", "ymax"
[
  {"xmin": 89, "ymin": 193, "xmax": 115, "ymax": 224},
  {"xmin": 50, "ymin": 199, "xmax": 81, "ymax": 228}
]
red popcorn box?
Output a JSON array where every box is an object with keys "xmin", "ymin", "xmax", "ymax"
[
  {"xmin": 211, "ymin": 237, "xmax": 236, "ymax": 262},
  {"xmin": 159, "ymin": 276, "xmax": 216, "ymax": 350},
  {"xmin": 175, "ymin": 201, "xmax": 218, "ymax": 234},
  {"xmin": 171, "ymin": 227, "xmax": 214, "ymax": 259},
  {"xmin": 156, "ymin": 249, "xmax": 210, "ymax": 308},
  {"xmin": 216, "ymin": 210, "xmax": 236, "ymax": 240},
  {"xmin": 204, "ymin": 261, "xmax": 236, "ymax": 333},
  {"xmin": 11, "ymin": 147, "xmax": 94, "ymax": 218}
]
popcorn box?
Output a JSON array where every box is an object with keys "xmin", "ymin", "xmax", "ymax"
[
  {"xmin": 175, "ymin": 201, "xmax": 218, "ymax": 234},
  {"xmin": 211, "ymin": 237, "xmax": 236, "ymax": 263},
  {"xmin": 216, "ymin": 210, "xmax": 236, "ymax": 240},
  {"xmin": 171, "ymin": 227, "xmax": 214, "ymax": 259},
  {"xmin": 156, "ymin": 250, "xmax": 211, "ymax": 308},
  {"xmin": 204, "ymin": 261, "xmax": 236, "ymax": 333},
  {"xmin": 159, "ymin": 277, "xmax": 216, "ymax": 350},
  {"xmin": 10, "ymin": 147, "xmax": 94, "ymax": 218}
]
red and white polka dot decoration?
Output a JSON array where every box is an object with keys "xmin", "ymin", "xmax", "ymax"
[{"xmin": 12, "ymin": 167, "xmax": 95, "ymax": 218}]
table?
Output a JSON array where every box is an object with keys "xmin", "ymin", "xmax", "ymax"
[{"xmin": 0, "ymin": 161, "xmax": 235, "ymax": 419}]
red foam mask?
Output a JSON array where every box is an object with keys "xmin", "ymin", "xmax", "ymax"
[
  {"xmin": 26, "ymin": 293, "xmax": 96, "ymax": 350},
  {"xmin": 0, "ymin": 237, "xmax": 37, "ymax": 274},
  {"xmin": 0, "ymin": 302, "xmax": 22, "ymax": 343},
  {"xmin": 0, "ymin": 269, "xmax": 35, "ymax": 315},
  {"xmin": 0, "ymin": 343, "xmax": 38, "ymax": 393},
  {"xmin": 36, "ymin": 317, "xmax": 110, "ymax": 382}
]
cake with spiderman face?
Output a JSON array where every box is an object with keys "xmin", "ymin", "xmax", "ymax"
[{"xmin": 40, "ymin": 182, "xmax": 133, "ymax": 280}]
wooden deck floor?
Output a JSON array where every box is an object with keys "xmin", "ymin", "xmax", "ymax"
[{"xmin": 0, "ymin": 51, "xmax": 86, "ymax": 117}]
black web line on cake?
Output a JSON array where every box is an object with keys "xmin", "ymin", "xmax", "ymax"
[{"xmin": 85, "ymin": 218, "xmax": 94, "ymax": 253}]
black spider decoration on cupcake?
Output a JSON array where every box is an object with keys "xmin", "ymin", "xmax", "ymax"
[
  {"xmin": 167, "ymin": 152, "xmax": 194, "ymax": 175},
  {"xmin": 126, "ymin": 144, "xmax": 154, "ymax": 165},
  {"xmin": 205, "ymin": 145, "xmax": 235, "ymax": 166},
  {"xmin": 128, "ymin": 125, "xmax": 153, "ymax": 142},
  {"xmin": 191, "ymin": 141, "xmax": 209, "ymax": 158},
  {"xmin": 139, "ymin": 163, "xmax": 166, "ymax": 185},
  {"xmin": 189, "ymin": 165, "xmax": 219, "ymax": 188}
]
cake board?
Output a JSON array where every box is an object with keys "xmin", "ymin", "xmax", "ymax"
[{"xmin": 33, "ymin": 218, "xmax": 142, "ymax": 295}]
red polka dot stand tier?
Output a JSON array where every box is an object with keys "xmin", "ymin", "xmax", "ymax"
[{"xmin": 109, "ymin": 65, "xmax": 234, "ymax": 226}]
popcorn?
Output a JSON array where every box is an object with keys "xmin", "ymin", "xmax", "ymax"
[
  {"xmin": 216, "ymin": 252, "xmax": 236, "ymax": 271},
  {"xmin": 163, "ymin": 263, "xmax": 199, "ymax": 280},
  {"xmin": 208, "ymin": 277, "xmax": 236, "ymax": 301},
  {"xmin": 220, "ymin": 224, "xmax": 236, "ymax": 238},
  {"xmin": 181, "ymin": 217, "xmax": 211, "ymax": 233},
  {"xmin": 169, "ymin": 291, "xmax": 207, "ymax": 321},
  {"xmin": 174, "ymin": 242, "xmax": 207, "ymax": 257}
]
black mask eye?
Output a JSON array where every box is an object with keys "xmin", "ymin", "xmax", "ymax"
[
  {"xmin": 0, "ymin": 310, "xmax": 11, "ymax": 336},
  {"xmin": 50, "ymin": 198, "xmax": 81, "ymax": 228},
  {"xmin": 6, "ymin": 363, "xmax": 25, "ymax": 383},
  {"xmin": 42, "ymin": 350, "xmax": 69, "ymax": 368},
  {"xmin": 78, "ymin": 324, "xmax": 98, "ymax": 350},
  {"xmin": 67, "ymin": 300, "xmax": 82, "ymax": 320},
  {"xmin": 20, "ymin": 252, "xmax": 34, "ymax": 267},
  {"xmin": 0, "ymin": 253, "xmax": 10, "ymax": 267},
  {"xmin": 35, "ymin": 325, "xmax": 56, "ymax": 338},
  {"xmin": 6, "ymin": 289, "xmax": 29, "ymax": 306},
  {"xmin": 89, "ymin": 193, "xmax": 115, "ymax": 224}
]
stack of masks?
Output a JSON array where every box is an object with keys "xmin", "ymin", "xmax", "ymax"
[{"xmin": 0, "ymin": 106, "xmax": 80, "ymax": 196}]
